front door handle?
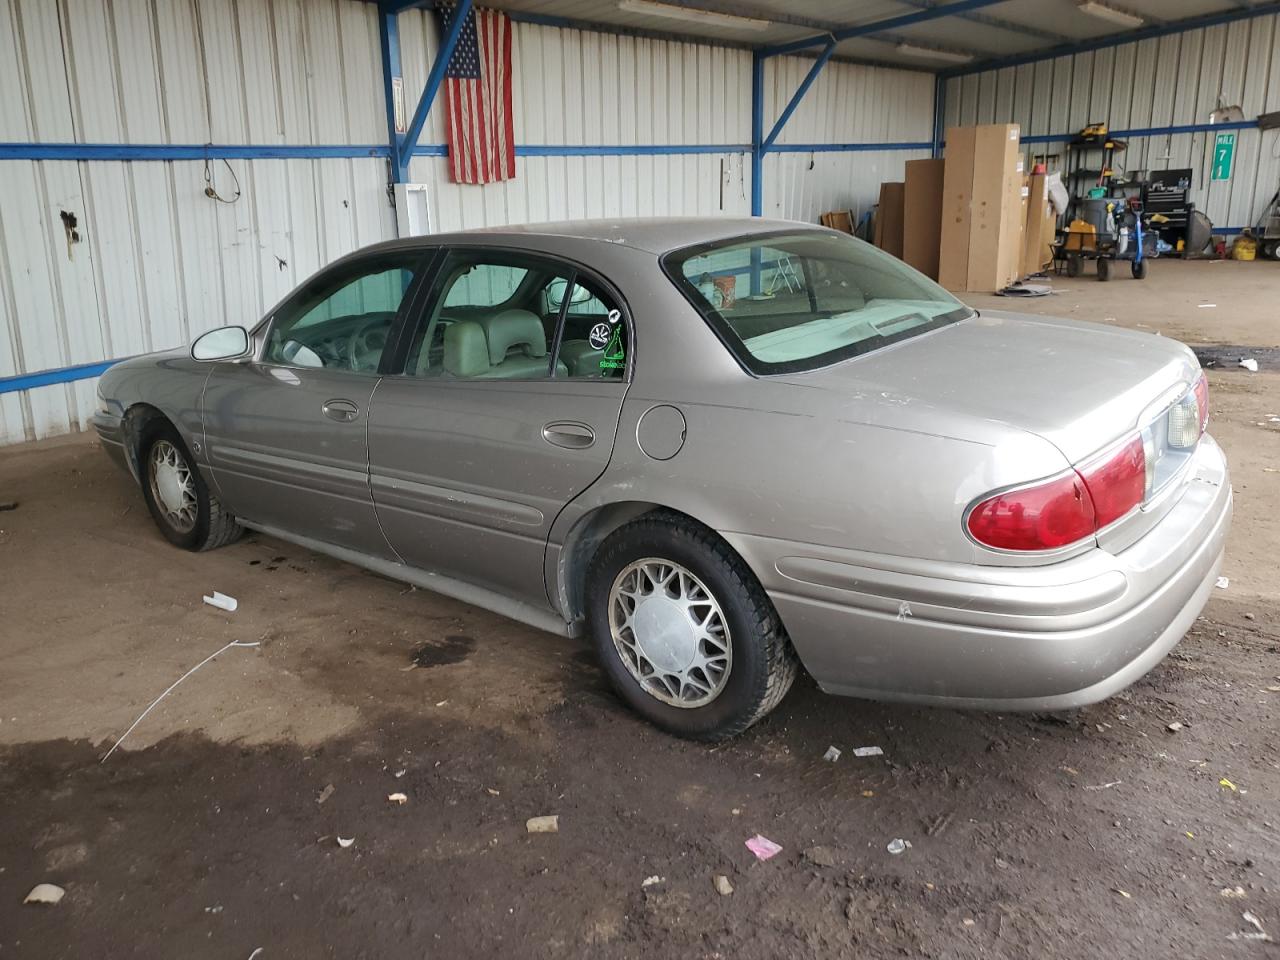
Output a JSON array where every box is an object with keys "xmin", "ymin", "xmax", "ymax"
[
  {"xmin": 322, "ymin": 399, "xmax": 360, "ymax": 423},
  {"xmin": 542, "ymin": 421, "xmax": 595, "ymax": 449}
]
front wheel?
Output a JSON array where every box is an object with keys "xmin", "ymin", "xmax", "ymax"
[
  {"xmin": 1131, "ymin": 258, "xmax": 1147, "ymax": 279},
  {"xmin": 139, "ymin": 422, "xmax": 243, "ymax": 551},
  {"xmin": 585, "ymin": 514, "xmax": 798, "ymax": 740},
  {"xmin": 1096, "ymin": 257, "xmax": 1111, "ymax": 281}
]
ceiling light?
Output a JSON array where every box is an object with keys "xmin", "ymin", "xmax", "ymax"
[
  {"xmin": 1077, "ymin": 2, "xmax": 1144, "ymax": 28},
  {"xmin": 895, "ymin": 42, "xmax": 974, "ymax": 64},
  {"xmin": 617, "ymin": 0, "xmax": 772, "ymax": 32}
]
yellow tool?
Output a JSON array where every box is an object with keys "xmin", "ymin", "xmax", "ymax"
[{"xmin": 1081, "ymin": 122, "xmax": 1108, "ymax": 138}]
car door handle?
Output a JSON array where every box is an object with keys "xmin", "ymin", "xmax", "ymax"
[
  {"xmin": 322, "ymin": 399, "xmax": 360, "ymax": 423},
  {"xmin": 542, "ymin": 421, "xmax": 595, "ymax": 449}
]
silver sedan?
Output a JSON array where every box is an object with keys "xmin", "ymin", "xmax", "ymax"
[{"xmin": 93, "ymin": 218, "xmax": 1232, "ymax": 739}]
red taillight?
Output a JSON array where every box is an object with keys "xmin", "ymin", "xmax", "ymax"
[
  {"xmin": 966, "ymin": 474, "xmax": 1096, "ymax": 551},
  {"xmin": 1193, "ymin": 372, "xmax": 1209, "ymax": 435},
  {"xmin": 967, "ymin": 435, "xmax": 1146, "ymax": 551},
  {"xmin": 1078, "ymin": 435, "xmax": 1145, "ymax": 529}
]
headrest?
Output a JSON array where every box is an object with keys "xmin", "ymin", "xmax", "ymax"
[
  {"xmin": 443, "ymin": 321, "xmax": 489, "ymax": 378},
  {"xmin": 481, "ymin": 309, "xmax": 546, "ymax": 365}
]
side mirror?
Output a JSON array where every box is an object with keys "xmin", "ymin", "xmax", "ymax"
[{"xmin": 191, "ymin": 325, "xmax": 250, "ymax": 362}]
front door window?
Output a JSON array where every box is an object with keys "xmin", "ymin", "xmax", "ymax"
[{"xmin": 264, "ymin": 254, "xmax": 424, "ymax": 372}]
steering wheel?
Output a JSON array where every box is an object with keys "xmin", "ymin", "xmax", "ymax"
[{"xmin": 346, "ymin": 316, "xmax": 389, "ymax": 371}]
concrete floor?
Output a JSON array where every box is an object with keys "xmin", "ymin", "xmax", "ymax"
[{"xmin": 1, "ymin": 258, "xmax": 1277, "ymax": 958}]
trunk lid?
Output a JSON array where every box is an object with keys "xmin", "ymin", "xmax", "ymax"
[{"xmin": 778, "ymin": 311, "xmax": 1201, "ymax": 463}]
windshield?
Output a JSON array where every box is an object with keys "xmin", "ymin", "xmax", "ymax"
[{"xmin": 663, "ymin": 231, "xmax": 973, "ymax": 375}]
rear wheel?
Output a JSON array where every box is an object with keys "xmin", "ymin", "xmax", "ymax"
[
  {"xmin": 1066, "ymin": 254, "xmax": 1082, "ymax": 278},
  {"xmin": 1096, "ymin": 257, "xmax": 1111, "ymax": 281},
  {"xmin": 585, "ymin": 513, "xmax": 798, "ymax": 740},
  {"xmin": 139, "ymin": 422, "xmax": 242, "ymax": 551}
]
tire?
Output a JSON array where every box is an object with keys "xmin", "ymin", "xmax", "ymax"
[
  {"xmin": 1066, "ymin": 254, "xmax": 1082, "ymax": 278},
  {"xmin": 1264, "ymin": 240, "xmax": 1279, "ymax": 261},
  {"xmin": 585, "ymin": 512, "xmax": 798, "ymax": 740},
  {"xmin": 1131, "ymin": 258, "xmax": 1147, "ymax": 279},
  {"xmin": 138, "ymin": 421, "xmax": 242, "ymax": 551},
  {"xmin": 1096, "ymin": 257, "xmax": 1110, "ymax": 281}
]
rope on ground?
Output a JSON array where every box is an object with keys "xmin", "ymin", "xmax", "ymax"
[{"xmin": 100, "ymin": 638, "xmax": 260, "ymax": 762}]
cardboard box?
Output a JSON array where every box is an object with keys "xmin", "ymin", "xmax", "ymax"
[
  {"xmin": 874, "ymin": 181, "xmax": 905, "ymax": 258},
  {"xmin": 903, "ymin": 158, "xmax": 944, "ymax": 279},
  {"xmin": 938, "ymin": 123, "xmax": 1023, "ymax": 292},
  {"xmin": 937, "ymin": 126, "xmax": 976, "ymax": 291},
  {"xmin": 1020, "ymin": 172, "xmax": 1055, "ymax": 276}
]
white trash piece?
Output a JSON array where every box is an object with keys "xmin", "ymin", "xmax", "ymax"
[
  {"xmin": 823, "ymin": 745, "xmax": 841, "ymax": 762},
  {"xmin": 1216, "ymin": 576, "xmax": 1230, "ymax": 589},
  {"xmin": 853, "ymin": 746, "xmax": 884, "ymax": 758},
  {"xmin": 203, "ymin": 591, "xmax": 238, "ymax": 612},
  {"xmin": 1239, "ymin": 358, "xmax": 1259, "ymax": 372},
  {"xmin": 886, "ymin": 838, "xmax": 912, "ymax": 855}
]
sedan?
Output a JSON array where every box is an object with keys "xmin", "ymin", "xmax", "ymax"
[{"xmin": 94, "ymin": 218, "xmax": 1232, "ymax": 739}]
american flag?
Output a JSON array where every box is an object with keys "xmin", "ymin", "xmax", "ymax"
[{"xmin": 437, "ymin": 4, "xmax": 515, "ymax": 184}]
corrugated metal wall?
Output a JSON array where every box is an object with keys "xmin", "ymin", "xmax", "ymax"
[
  {"xmin": 0, "ymin": 0, "xmax": 935, "ymax": 445},
  {"xmin": 944, "ymin": 13, "xmax": 1280, "ymax": 232},
  {"xmin": 0, "ymin": 0, "xmax": 396, "ymax": 444},
  {"xmin": 397, "ymin": 11, "xmax": 755, "ymax": 228},
  {"xmin": 761, "ymin": 58, "xmax": 934, "ymax": 224}
]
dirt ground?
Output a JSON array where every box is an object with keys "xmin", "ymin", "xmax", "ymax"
[{"xmin": 1, "ymin": 259, "xmax": 1278, "ymax": 959}]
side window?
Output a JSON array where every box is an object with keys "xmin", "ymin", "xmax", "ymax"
[
  {"xmin": 552, "ymin": 276, "xmax": 629, "ymax": 380},
  {"xmin": 264, "ymin": 255, "xmax": 421, "ymax": 372},
  {"xmin": 407, "ymin": 257, "xmax": 563, "ymax": 380}
]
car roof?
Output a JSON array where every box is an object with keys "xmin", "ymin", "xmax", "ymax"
[{"xmin": 368, "ymin": 217, "xmax": 829, "ymax": 257}]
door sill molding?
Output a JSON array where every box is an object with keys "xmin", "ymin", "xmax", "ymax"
[{"xmin": 240, "ymin": 521, "xmax": 576, "ymax": 638}]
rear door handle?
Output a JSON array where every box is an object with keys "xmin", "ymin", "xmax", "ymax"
[
  {"xmin": 542, "ymin": 421, "xmax": 595, "ymax": 449},
  {"xmin": 322, "ymin": 399, "xmax": 360, "ymax": 423}
]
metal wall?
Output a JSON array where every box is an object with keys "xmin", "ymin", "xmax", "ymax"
[
  {"xmin": 0, "ymin": 0, "xmax": 935, "ymax": 445},
  {"xmin": 762, "ymin": 56, "xmax": 934, "ymax": 224},
  {"xmin": 944, "ymin": 13, "xmax": 1280, "ymax": 232},
  {"xmin": 0, "ymin": 0, "xmax": 396, "ymax": 444}
]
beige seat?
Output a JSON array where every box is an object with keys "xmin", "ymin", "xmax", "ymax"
[{"xmin": 441, "ymin": 310, "xmax": 568, "ymax": 379}]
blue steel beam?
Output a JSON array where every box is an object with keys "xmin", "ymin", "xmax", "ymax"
[
  {"xmin": 932, "ymin": 74, "xmax": 946, "ymax": 158},
  {"xmin": 750, "ymin": 50, "xmax": 764, "ymax": 217},
  {"xmin": 762, "ymin": 41, "xmax": 836, "ymax": 150},
  {"xmin": 941, "ymin": 1, "xmax": 1280, "ymax": 78},
  {"xmin": 378, "ymin": 7, "xmax": 405, "ymax": 180},
  {"xmin": 398, "ymin": 0, "xmax": 473, "ymax": 182},
  {"xmin": 759, "ymin": 0, "xmax": 1009, "ymax": 59}
]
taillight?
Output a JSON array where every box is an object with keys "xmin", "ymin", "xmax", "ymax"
[
  {"xmin": 967, "ymin": 436, "xmax": 1146, "ymax": 551},
  {"xmin": 1193, "ymin": 372, "xmax": 1209, "ymax": 435},
  {"xmin": 966, "ymin": 474, "xmax": 1096, "ymax": 551}
]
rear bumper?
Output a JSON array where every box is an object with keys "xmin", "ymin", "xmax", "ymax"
[{"xmin": 727, "ymin": 436, "xmax": 1232, "ymax": 710}]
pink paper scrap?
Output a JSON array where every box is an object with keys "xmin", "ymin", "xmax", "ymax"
[{"xmin": 745, "ymin": 834, "xmax": 783, "ymax": 861}]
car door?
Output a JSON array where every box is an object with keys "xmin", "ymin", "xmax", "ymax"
[
  {"xmin": 367, "ymin": 249, "xmax": 632, "ymax": 605},
  {"xmin": 202, "ymin": 250, "xmax": 432, "ymax": 558}
]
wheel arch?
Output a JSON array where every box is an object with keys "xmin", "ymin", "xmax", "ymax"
[
  {"xmin": 120, "ymin": 403, "xmax": 177, "ymax": 480},
  {"xmin": 551, "ymin": 499, "xmax": 769, "ymax": 627}
]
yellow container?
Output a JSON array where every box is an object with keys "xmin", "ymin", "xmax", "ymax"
[{"xmin": 1232, "ymin": 233, "xmax": 1257, "ymax": 261}]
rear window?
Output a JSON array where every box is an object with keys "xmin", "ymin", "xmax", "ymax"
[{"xmin": 663, "ymin": 231, "xmax": 972, "ymax": 375}]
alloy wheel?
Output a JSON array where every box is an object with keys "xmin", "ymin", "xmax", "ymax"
[{"xmin": 608, "ymin": 558, "xmax": 732, "ymax": 708}]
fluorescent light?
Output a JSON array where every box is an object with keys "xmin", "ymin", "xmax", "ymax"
[
  {"xmin": 617, "ymin": 0, "xmax": 771, "ymax": 32},
  {"xmin": 1077, "ymin": 2, "xmax": 1144, "ymax": 28},
  {"xmin": 895, "ymin": 42, "xmax": 974, "ymax": 64}
]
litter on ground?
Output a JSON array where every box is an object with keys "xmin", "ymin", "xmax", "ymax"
[
  {"xmin": 526, "ymin": 815, "xmax": 559, "ymax": 834},
  {"xmin": 887, "ymin": 839, "xmax": 911, "ymax": 855},
  {"xmin": 745, "ymin": 835, "xmax": 783, "ymax": 861},
  {"xmin": 853, "ymin": 746, "xmax": 884, "ymax": 758},
  {"xmin": 822, "ymin": 745, "xmax": 841, "ymax": 762},
  {"xmin": 202, "ymin": 591, "xmax": 238, "ymax": 612},
  {"xmin": 387, "ymin": 792, "xmax": 408, "ymax": 805},
  {"xmin": 23, "ymin": 883, "xmax": 65, "ymax": 905}
]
